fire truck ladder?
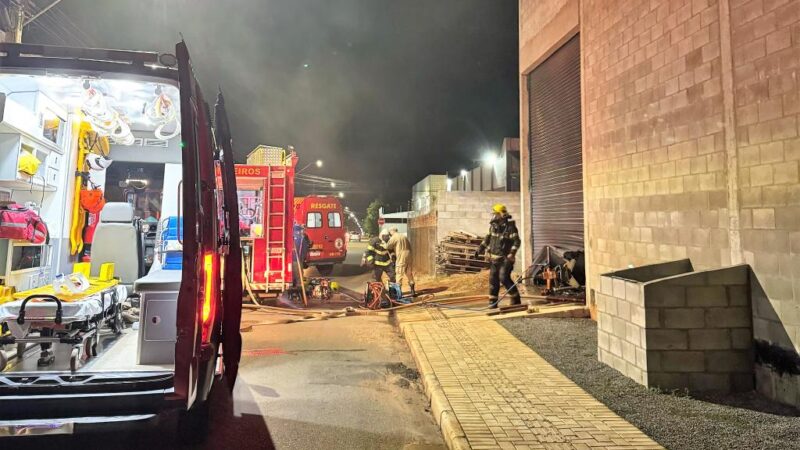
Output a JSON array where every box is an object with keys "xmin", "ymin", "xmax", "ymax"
[{"xmin": 265, "ymin": 167, "xmax": 288, "ymax": 292}]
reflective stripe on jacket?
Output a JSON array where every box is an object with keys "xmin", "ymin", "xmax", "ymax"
[
  {"xmin": 364, "ymin": 237, "xmax": 392, "ymax": 266},
  {"xmin": 480, "ymin": 214, "xmax": 520, "ymax": 259}
]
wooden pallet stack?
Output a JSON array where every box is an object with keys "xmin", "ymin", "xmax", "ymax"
[{"xmin": 436, "ymin": 231, "xmax": 490, "ymax": 274}]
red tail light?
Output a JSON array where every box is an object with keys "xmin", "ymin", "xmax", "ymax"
[{"xmin": 201, "ymin": 251, "xmax": 218, "ymax": 343}]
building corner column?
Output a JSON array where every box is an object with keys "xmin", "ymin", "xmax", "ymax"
[{"xmin": 718, "ymin": 0, "xmax": 743, "ymax": 265}]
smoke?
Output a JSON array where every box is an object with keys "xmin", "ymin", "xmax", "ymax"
[{"xmin": 26, "ymin": 0, "xmax": 519, "ymax": 211}]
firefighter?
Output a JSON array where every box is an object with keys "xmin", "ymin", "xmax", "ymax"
[
  {"xmin": 362, "ymin": 229, "xmax": 396, "ymax": 284},
  {"xmin": 474, "ymin": 204, "xmax": 521, "ymax": 308},
  {"xmin": 387, "ymin": 227, "xmax": 415, "ymax": 296}
]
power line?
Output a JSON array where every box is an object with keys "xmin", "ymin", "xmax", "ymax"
[
  {"xmin": 52, "ymin": 7, "xmax": 93, "ymax": 45},
  {"xmin": 37, "ymin": 11, "xmax": 85, "ymax": 45},
  {"xmin": 33, "ymin": 13, "xmax": 69, "ymax": 43}
]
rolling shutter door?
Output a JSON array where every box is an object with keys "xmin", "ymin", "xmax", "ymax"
[{"xmin": 527, "ymin": 34, "xmax": 583, "ymax": 258}]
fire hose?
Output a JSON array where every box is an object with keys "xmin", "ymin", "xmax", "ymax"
[
  {"xmin": 240, "ymin": 293, "xmax": 490, "ymax": 331},
  {"xmin": 427, "ymin": 264, "xmax": 537, "ymax": 312}
]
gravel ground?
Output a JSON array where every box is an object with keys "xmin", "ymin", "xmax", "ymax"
[{"xmin": 500, "ymin": 317, "xmax": 800, "ymax": 450}]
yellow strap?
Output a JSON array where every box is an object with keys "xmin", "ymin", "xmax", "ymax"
[{"xmin": 13, "ymin": 278, "xmax": 119, "ymax": 302}]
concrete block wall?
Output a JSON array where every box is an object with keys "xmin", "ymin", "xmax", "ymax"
[
  {"xmin": 599, "ymin": 260, "xmax": 754, "ymax": 393},
  {"xmin": 581, "ymin": 0, "xmax": 732, "ymax": 292},
  {"xmin": 520, "ymin": 0, "xmax": 800, "ymax": 407},
  {"xmin": 435, "ymin": 191, "xmax": 522, "ymax": 244},
  {"xmin": 729, "ymin": 0, "xmax": 800, "ymax": 407},
  {"xmin": 597, "ymin": 273, "xmax": 649, "ymax": 386},
  {"xmin": 642, "ymin": 264, "xmax": 754, "ymax": 392},
  {"xmin": 597, "ymin": 259, "xmax": 697, "ymax": 385},
  {"xmin": 408, "ymin": 191, "xmax": 522, "ymax": 275}
]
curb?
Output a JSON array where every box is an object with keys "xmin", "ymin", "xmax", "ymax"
[{"xmin": 400, "ymin": 322, "xmax": 471, "ymax": 450}]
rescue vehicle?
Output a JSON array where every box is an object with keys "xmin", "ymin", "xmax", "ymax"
[
  {"xmin": 294, "ymin": 195, "xmax": 347, "ymax": 276},
  {"xmin": 233, "ymin": 146, "xmax": 297, "ymax": 297},
  {"xmin": 0, "ymin": 42, "xmax": 242, "ymax": 441}
]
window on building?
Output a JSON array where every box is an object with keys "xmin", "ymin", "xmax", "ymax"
[
  {"xmin": 328, "ymin": 212, "xmax": 342, "ymax": 228},
  {"xmin": 307, "ymin": 212, "xmax": 323, "ymax": 228}
]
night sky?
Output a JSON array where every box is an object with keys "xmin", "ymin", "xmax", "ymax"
[{"xmin": 25, "ymin": 0, "xmax": 519, "ymax": 212}]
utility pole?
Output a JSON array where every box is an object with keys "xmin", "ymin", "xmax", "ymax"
[
  {"xmin": 12, "ymin": 2, "xmax": 23, "ymax": 43},
  {"xmin": 7, "ymin": 0, "xmax": 63, "ymax": 43}
]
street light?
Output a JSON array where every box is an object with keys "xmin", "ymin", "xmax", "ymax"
[
  {"xmin": 330, "ymin": 182, "xmax": 336, "ymax": 188},
  {"xmin": 460, "ymin": 169, "xmax": 468, "ymax": 177},
  {"xmin": 316, "ymin": 159, "xmax": 323, "ymax": 168},
  {"xmin": 483, "ymin": 152, "xmax": 498, "ymax": 165},
  {"xmin": 338, "ymin": 192, "xmax": 345, "ymax": 198}
]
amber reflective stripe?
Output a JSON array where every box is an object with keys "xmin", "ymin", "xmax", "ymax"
[{"xmin": 375, "ymin": 260, "xmax": 391, "ymax": 266}]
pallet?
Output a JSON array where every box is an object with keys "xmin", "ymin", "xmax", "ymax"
[
  {"xmin": 440, "ymin": 264, "xmax": 483, "ymax": 273},
  {"xmin": 436, "ymin": 231, "xmax": 490, "ymax": 275}
]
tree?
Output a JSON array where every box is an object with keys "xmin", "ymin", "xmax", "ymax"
[{"xmin": 364, "ymin": 198, "xmax": 384, "ymax": 237}]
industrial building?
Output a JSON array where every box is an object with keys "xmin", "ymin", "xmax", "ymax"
[{"xmin": 519, "ymin": 0, "xmax": 800, "ymax": 406}]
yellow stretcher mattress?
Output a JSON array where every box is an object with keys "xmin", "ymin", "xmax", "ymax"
[{"xmin": 12, "ymin": 279, "xmax": 119, "ymax": 302}]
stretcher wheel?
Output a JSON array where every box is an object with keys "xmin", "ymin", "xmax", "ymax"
[
  {"xmin": 0, "ymin": 350, "xmax": 7, "ymax": 371},
  {"xmin": 70, "ymin": 346, "xmax": 81, "ymax": 372},
  {"xmin": 38, "ymin": 350, "xmax": 55, "ymax": 367},
  {"xmin": 83, "ymin": 338, "xmax": 94, "ymax": 359}
]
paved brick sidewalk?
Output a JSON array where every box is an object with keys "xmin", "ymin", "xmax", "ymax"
[{"xmin": 400, "ymin": 309, "xmax": 663, "ymax": 449}]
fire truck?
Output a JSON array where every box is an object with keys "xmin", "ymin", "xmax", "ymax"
[
  {"xmin": 235, "ymin": 146, "xmax": 297, "ymax": 296},
  {"xmin": 294, "ymin": 195, "xmax": 348, "ymax": 276}
]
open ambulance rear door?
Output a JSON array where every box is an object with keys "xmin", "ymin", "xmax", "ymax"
[
  {"xmin": 174, "ymin": 41, "xmax": 241, "ymax": 412},
  {"xmin": 213, "ymin": 91, "xmax": 242, "ymax": 387}
]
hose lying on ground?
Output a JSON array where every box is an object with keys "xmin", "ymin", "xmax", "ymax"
[
  {"xmin": 239, "ymin": 293, "xmax": 490, "ymax": 330},
  {"xmin": 428, "ymin": 264, "xmax": 537, "ymax": 312},
  {"xmin": 239, "ymin": 260, "xmax": 536, "ymax": 330}
]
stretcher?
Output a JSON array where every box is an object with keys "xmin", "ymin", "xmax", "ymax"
[{"xmin": 0, "ymin": 280, "xmax": 127, "ymax": 372}]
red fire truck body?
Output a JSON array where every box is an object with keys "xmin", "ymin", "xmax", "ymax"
[{"xmin": 233, "ymin": 157, "xmax": 297, "ymax": 293}]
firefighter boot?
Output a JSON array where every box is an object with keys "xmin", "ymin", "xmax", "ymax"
[
  {"xmin": 510, "ymin": 293, "xmax": 522, "ymax": 306},
  {"xmin": 409, "ymin": 282, "xmax": 416, "ymax": 297},
  {"xmin": 488, "ymin": 296, "xmax": 499, "ymax": 309}
]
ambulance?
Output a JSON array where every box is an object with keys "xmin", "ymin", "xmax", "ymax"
[
  {"xmin": 294, "ymin": 195, "xmax": 347, "ymax": 275},
  {"xmin": 0, "ymin": 42, "xmax": 242, "ymax": 441}
]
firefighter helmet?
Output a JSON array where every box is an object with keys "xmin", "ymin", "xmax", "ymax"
[{"xmin": 492, "ymin": 203, "xmax": 507, "ymax": 214}]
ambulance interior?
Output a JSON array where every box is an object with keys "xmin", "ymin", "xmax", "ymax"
[{"xmin": 0, "ymin": 73, "xmax": 184, "ymax": 376}]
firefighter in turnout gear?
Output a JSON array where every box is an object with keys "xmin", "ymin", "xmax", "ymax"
[
  {"xmin": 387, "ymin": 227, "xmax": 415, "ymax": 296},
  {"xmin": 362, "ymin": 229, "xmax": 396, "ymax": 284},
  {"xmin": 474, "ymin": 204, "xmax": 522, "ymax": 308}
]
